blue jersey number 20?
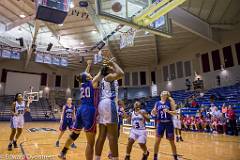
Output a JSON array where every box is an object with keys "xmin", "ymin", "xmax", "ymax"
[{"xmin": 80, "ymin": 87, "xmax": 91, "ymax": 98}]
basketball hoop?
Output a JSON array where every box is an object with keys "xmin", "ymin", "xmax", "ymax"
[
  {"xmin": 120, "ymin": 28, "xmax": 136, "ymax": 49},
  {"xmin": 23, "ymin": 86, "xmax": 40, "ymax": 102}
]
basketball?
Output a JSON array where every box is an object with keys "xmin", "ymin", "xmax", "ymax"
[{"xmin": 112, "ymin": 2, "xmax": 122, "ymax": 12}]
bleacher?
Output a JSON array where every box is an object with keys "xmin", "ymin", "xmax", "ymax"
[
  {"xmin": 0, "ymin": 96, "xmax": 56, "ymax": 121},
  {"xmin": 126, "ymin": 83, "xmax": 240, "ymax": 119}
]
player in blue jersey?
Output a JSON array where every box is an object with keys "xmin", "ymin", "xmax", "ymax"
[
  {"xmin": 59, "ymin": 60, "xmax": 102, "ymax": 160},
  {"xmin": 151, "ymin": 91, "xmax": 179, "ymax": 160},
  {"xmin": 55, "ymin": 97, "xmax": 76, "ymax": 148},
  {"xmin": 95, "ymin": 51, "xmax": 124, "ymax": 160}
]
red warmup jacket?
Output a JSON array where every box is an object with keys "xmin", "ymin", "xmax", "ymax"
[{"xmin": 227, "ymin": 109, "xmax": 236, "ymax": 120}]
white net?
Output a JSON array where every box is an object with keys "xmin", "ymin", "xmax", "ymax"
[{"xmin": 120, "ymin": 28, "xmax": 136, "ymax": 49}]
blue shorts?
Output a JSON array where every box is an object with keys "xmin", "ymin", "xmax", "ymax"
[
  {"xmin": 59, "ymin": 119, "xmax": 73, "ymax": 131},
  {"xmin": 156, "ymin": 122, "xmax": 174, "ymax": 140},
  {"xmin": 73, "ymin": 105, "xmax": 96, "ymax": 133}
]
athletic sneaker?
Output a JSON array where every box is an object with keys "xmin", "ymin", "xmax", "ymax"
[
  {"xmin": 56, "ymin": 141, "xmax": 60, "ymax": 147},
  {"xmin": 125, "ymin": 155, "xmax": 130, "ymax": 160},
  {"xmin": 174, "ymin": 154, "xmax": 179, "ymax": 160},
  {"xmin": 180, "ymin": 136, "xmax": 184, "ymax": 142},
  {"xmin": 108, "ymin": 152, "xmax": 112, "ymax": 159},
  {"xmin": 142, "ymin": 151, "xmax": 149, "ymax": 160},
  {"xmin": 176, "ymin": 137, "xmax": 179, "ymax": 142},
  {"xmin": 71, "ymin": 143, "xmax": 77, "ymax": 148},
  {"xmin": 13, "ymin": 141, "xmax": 18, "ymax": 148},
  {"xmin": 58, "ymin": 152, "xmax": 66, "ymax": 160},
  {"xmin": 8, "ymin": 143, "xmax": 12, "ymax": 151}
]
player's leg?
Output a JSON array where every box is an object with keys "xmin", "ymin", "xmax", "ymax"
[
  {"xmin": 56, "ymin": 131, "xmax": 65, "ymax": 147},
  {"xmin": 59, "ymin": 108, "xmax": 82, "ymax": 159},
  {"xmin": 107, "ymin": 123, "xmax": 119, "ymax": 159},
  {"xmin": 85, "ymin": 132, "xmax": 96, "ymax": 160},
  {"xmin": 125, "ymin": 138, "xmax": 135, "ymax": 160},
  {"xmin": 166, "ymin": 123, "xmax": 178, "ymax": 160},
  {"xmin": 138, "ymin": 130, "xmax": 149, "ymax": 160},
  {"xmin": 154, "ymin": 124, "xmax": 165, "ymax": 160},
  {"xmin": 95, "ymin": 124, "xmax": 107, "ymax": 159},
  {"xmin": 8, "ymin": 128, "xmax": 16, "ymax": 151},
  {"xmin": 14, "ymin": 128, "xmax": 23, "ymax": 148}
]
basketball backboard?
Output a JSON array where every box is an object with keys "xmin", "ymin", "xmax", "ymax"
[{"xmin": 96, "ymin": 0, "xmax": 172, "ymax": 37}]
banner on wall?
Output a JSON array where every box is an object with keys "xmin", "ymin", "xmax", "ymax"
[{"xmin": 151, "ymin": 84, "xmax": 158, "ymax": 97}]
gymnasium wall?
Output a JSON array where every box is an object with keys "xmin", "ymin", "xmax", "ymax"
[
  {"xmin": 158, "ymin": 27, "xmax": 240, "ymax": 91},
  {"xmin": 0, "ymin": 59, "xmax": 76, "ymax": 95},
  {"xmin": 120, "ymin": 26, "xmax": 240, "ymax": 97}
]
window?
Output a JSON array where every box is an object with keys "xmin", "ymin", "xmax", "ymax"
[
  {"xmin": 151, "ymin": 71, "xmax": 156, "ymax": 84},
  {"xmin": 140, "ymin": 71, "xmax": 146, "ymax": 85},
  {"xmin": 163, "ymin": 65, "xmax": 169, "ymax": 81},
  {"xmin": 124, "ymin": 72, "xmax": 130, "ymax": 86},
  {"xmin": 176, "ymin": 61, "xmax": 183, "ymax": 78},
  {"xmin": 235, "ymin": 43, "xmax": 240, "ymax": 65},
  {"xmin": 184, "ymin": 61, "xmax": 192, "ymax": 76},
  {"xmin": 211, "ymin": 50, "xmax": 221, "ymax": 70},
  {"xmin": 55, "ymin": 75, "xmax": 61, "ymax": 87},
  {"xmin": 40, "ymin": 73, "xmax": 47, "ymax": 86},
  {"xmin": 201, "ymin": 53, "xmax": 210, "ymax": 73},
  {"xmin": 132, "ymin": 72, "xmax": 139, "ymax": 86},
  {"xmin": 169, "ymin": 63, "xmax": 176, "ymax": 80},
  {"xmin": 223, "ymin": 46, "xmax": 234, "ymax": 68}
]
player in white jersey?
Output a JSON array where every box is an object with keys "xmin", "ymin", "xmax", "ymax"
[
  {"xmin": 173, "ymin": 106, "xmax": 184, "ymax": 142},
  {"xmin": 95, "ymin": 50, "xmax": 124, "ymax": 160},
  {"xmin": 125, "ymin": 101, "xmax": 150, "ymax": 160},
  {"xmin": 8, "ymin": 93, "xmax": 32, "ymax": 151}
]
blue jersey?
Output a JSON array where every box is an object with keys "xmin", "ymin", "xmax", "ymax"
[
  {"xmin": 155, "ymin": 100, "xmax": 172, "ymax": 122},
  {"xmin": 80, "ymin": 81, "xmax": 94, "ymax": 105},
  {"xmin": 63, "ymin": 105, "xmax": 75, "ymax": 120}
]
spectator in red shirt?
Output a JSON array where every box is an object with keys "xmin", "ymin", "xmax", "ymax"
[{"xmin": 226, "ymin": 106, "xmax": 238, "ymax": 136}]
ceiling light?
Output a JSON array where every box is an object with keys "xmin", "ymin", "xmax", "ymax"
[
  {"xmin": 58, "ymin": 24, "xmax": 63, "ymax": 27},
  {"xmin": 70, "ymin": 2, "xmax": 74, "ymax": 8},
  {"xmin": 91, "ymin": 30, "xmax": 97, "ymax": 34},
  {"xmin": 19, "ymin": 14, "xmax": 26, "ymax": 18},
  {"xmin": 80, "ymin": 42, "xmax": 84, "ymax": 45}
]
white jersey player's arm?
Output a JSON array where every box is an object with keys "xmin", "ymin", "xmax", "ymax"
[
  {"xmin": 92, "ymin": 71, "xmax": 102, "ymax": 88},
  {"xmin": 11, "ymin": 102, "xmax": 17, "ymax": 116},
  {"xmin": 105, "ymin": 61, "xmax": 124, "ymax": 81}
]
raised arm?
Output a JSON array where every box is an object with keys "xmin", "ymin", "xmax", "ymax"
[
  {"xmin": 85, "ymin": 60, "xmax": 92, "ymax": 73},
  {"xmin": 92, "ymin": 71, "xmax": 102, "ymax": 88},
  {"xmin": 166, "ymin": 97, "xmax": 177, "ymax": 115},
  {"xmin": 105, "ymin": 61, "xmax": 124, "ymax": 82},
  {"xmin": 151, "ymin": 103, "xmax": 157, "ymax": 116}
]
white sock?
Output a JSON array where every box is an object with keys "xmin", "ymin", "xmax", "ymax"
[{"xmin": 95, "ymin": 156, "xmax": 101, "ymax": 160}]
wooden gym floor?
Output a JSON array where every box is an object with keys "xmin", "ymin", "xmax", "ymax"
[{"xmin": 0, "ymin": 122, "xmax": 239, "ymax": 160}]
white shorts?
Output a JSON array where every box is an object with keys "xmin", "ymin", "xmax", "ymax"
[
  {"xmin": 98, "ymin": 98, "xmax": 118, "ymax": 125},
  {"xmin": 173, "ymin": 119, "xmax": 181, "ymax": 129},
  {"xmin": 129, "ymin": 128, "xmax": 147, "ymax": 144},
  {"xmin": 11, "ymin": 116, "xmax": 24, "ymax": 128}
]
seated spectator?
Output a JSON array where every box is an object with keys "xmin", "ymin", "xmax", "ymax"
[
  {"xmin": 183, "ymin": 115, "xmax": 191, "ymax": 130},
  {"xmin": 190, "ymin": 116, "xmax": 197, "ymax": 131},
  {"xmin": 226, "ymin": 105, "xmax": 238, "ymax": 136},
  {"xmin": 218, "ymin": 113, "xmax": 227, "ymax": 134},
  {"xmin": 221, "ymin": 103, "xmax": 228, "ymax": 117}
]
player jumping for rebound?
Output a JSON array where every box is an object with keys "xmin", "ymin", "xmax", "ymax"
[
  {"xmin": 55, "ymin": 97, "xmax": 77, "ymax": 148},
  {"xmin": 125, "ymin": 101, "xmax": 150, "ymax": 160},
  {"xmin": 95, "ymin": 51, "xmax": 124, "ymax": 160},
  {"xmin": 8, "ymin": 93, "xmax": 32, "ymax": 151},
  {"xmin": 59, "ymin": 60, "xmax": 101, "ymax": 160},
  {"xmin": 151, "ymin": 91, "xmax": 179, "ymax": 160}
]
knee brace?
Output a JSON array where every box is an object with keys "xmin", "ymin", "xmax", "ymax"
[{"xmin": 70, "ymin": 132, "xmax": 80, "ymax": 141}]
